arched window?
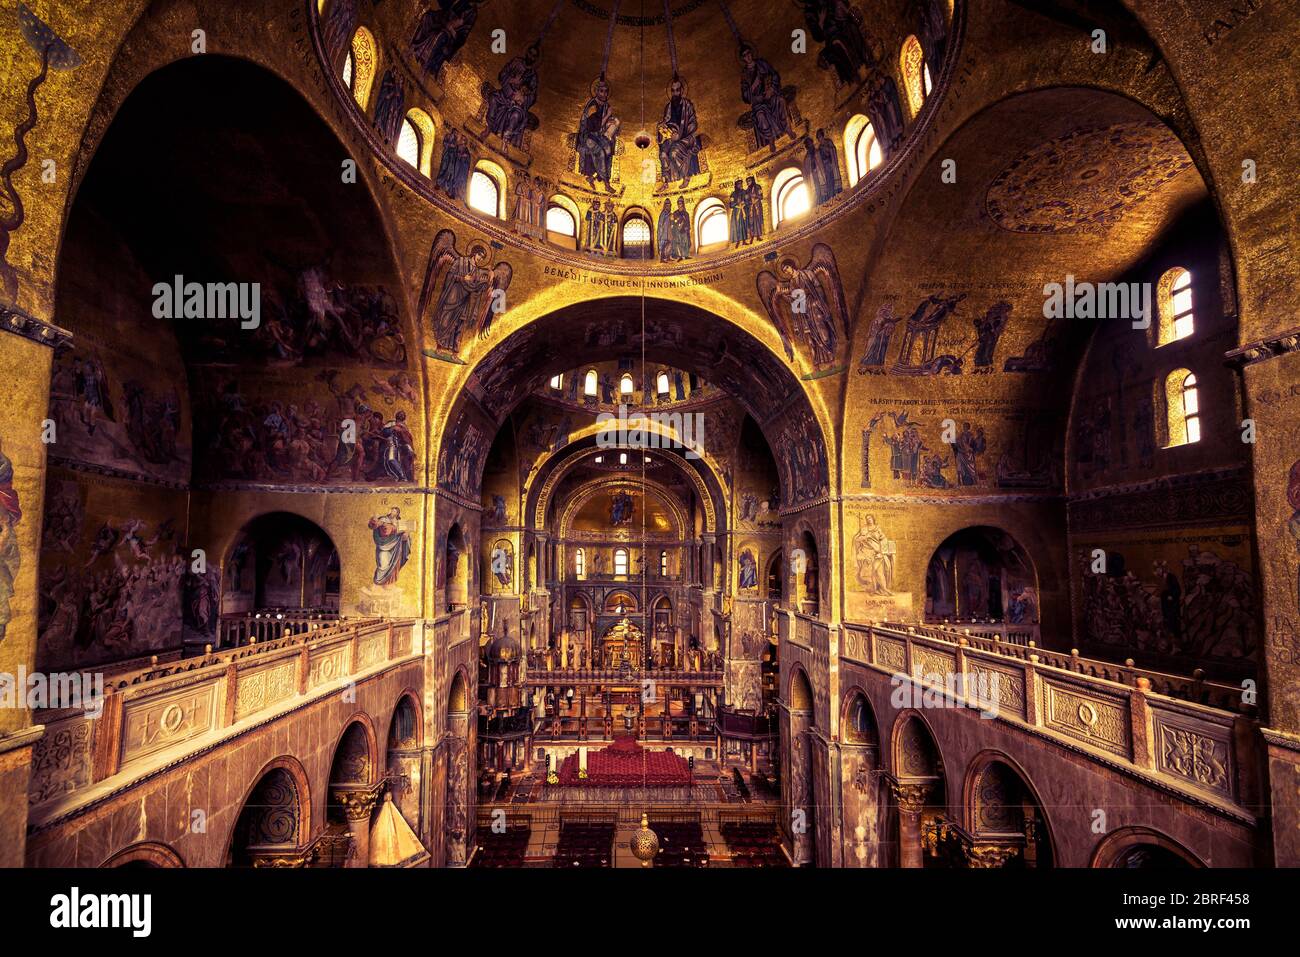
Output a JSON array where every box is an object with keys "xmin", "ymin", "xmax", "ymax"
[
  {"xmin": 583, "ymin": 369, "xmax": 598, "ymax": 397},
  {"xmin": 1157, "ymin": 267, "xmax": 1195, "ymax": 346},
  {"xmin": 546, "ymin": 204, "xmax": 576, "ymax": 237},
  {"xmin": 656, "ymin": 371, "xmax": 670, "ymax": 396},
  {"xmin": 575, "ymin": 548, "xmax": 585, "ymax": 578},
  {"xmin": 468, "ymin": 161, "xmax": 505, "ymax": 218},
  {"xmin": 621, "ymin": 213, "xmax": 652, "ymax": 259},
  {"xmin": 659, "ymin": 550, "xmax": 668, "ymax": 576},
  {"xmin": 695, "ymin": 197, "xmax": 728, "ymax": 248},
  {"xmin": 900, "ymin": 35, "xmax": 927, "ymax": 117},
  {"xmin": 614, "ymin": 548, "xmax": 629, "ymax": 577},
  {"xmin": 772, "ymin": 167, "xmax": 811, "ymax": 227},
  {"xmin": 549, "ymin": 374, "xmax": 563, "ymax": 391},
  {"xmin": 398, "ymin": 109, "xmax": 435, "ymax": 177},
  {"xmin": 844, "ymin": 114, "xmax": 883, "ymax": 186},
  {"xmin": 346, "ymin": 27, "xmax": 377, "ymax": 109},
  {"xmin": 619, "ymin": 373, "xmax": 635, "ymax": 397},
  {"xmin": 1164, "ymin": 369, "xmax": 1201, "ymax": 447},
  {"xmin": 396, "ymin": 118, "xmax": 421, "ymax": 170}
]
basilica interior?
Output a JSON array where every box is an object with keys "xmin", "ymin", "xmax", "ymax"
[{"xmin": 0, "ymin": 0, "xmax": 1297, "ymax": 874}]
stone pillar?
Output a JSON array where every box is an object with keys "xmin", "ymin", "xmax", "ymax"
[
  {"xmin": 891, "ymin": 780, "xmax": 931, "ymax": 869},
  {"xmin": 1235, "ymin": 346, "xmax": 1300, "ymax": 866},
  {"xmin": 536, "ymin": 532, "xmax": 550, "ymax": 585},
  {"xmin": 337, "ymin": 785, "xmax": 383, "ymax": 867},
  {"xmin": 0, "ymin": 311, "xmax": 64, "ymax": 867},
  {"xmin": 702, "ymin": 535, "xmax": 716, "ymax": 590}
]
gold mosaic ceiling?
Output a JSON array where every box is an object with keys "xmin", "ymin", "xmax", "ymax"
[{"xmin": 360, "ymin": 0, "xmax": 941, "ymax": 212}]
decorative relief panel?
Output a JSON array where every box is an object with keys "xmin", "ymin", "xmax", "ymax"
[
  {"xmin": 309, "ymin": 645, "xmax": 349, "ymax": 689},
  {"xmin": 1042, "ymin": 681, "xmax": 1129, "ymax": 757},
  {"xmin": 122, "ymin": 684, "xmax": 218, "ymax": 766},
  {"xmin": 913, "ymin": 647, "xmax": 955, "ymax": 677},
  {"xmin": 876, "ymin": 636, "xmax": 906, "ymax": 673},
  {"xmin": 1155, "ymin": 715, "xmax": 1233, "ymax": 798},
  {"xmin": 235, "ymin": 661, "xmax": 297, "ymax": 720},
  {"xmin": 356, "ymin": 632, "xmax": 386, "ymax": 671},
  {"xmin": 28, "ymin": 718, "xmax": 92, "ymax": 806},
  {"xmin": 969, "ymin": 662, "xmax": 1026, "ymax": 715},
  {"xmin": 842, "ymin": 628, "xmax": 870, "ymax": 666}
]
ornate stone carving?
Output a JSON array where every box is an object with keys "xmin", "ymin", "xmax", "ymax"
[
  {"xmin": 309, "ymin": 646, "xmax": 348, "ymax": 688},
  {"xmin": 334, "ymin": 783, "xmax": 384, "ymax": 822},
  {"xmin": 876, "ymin": 636, "xmax": 906, "ymax": 672},
  {"xmin": 1042, "ymin": 681, "xmax": 1128, "ymax": 756},
  {"xmin": 121, "ymin": 684, "xmax": 217, "ymax": 765},
  {"xmin": 1158, "ymin": 722, "xmax": 1231, "ymax": 795},
  {"xmin": 28, "ymin": 719, "xmax": 91, "ymax": 805},
  {"xmin": 235, "ymin": 661, "xmax": 297, "ymax": 719},
  {"xmin": 964, "ymin": 842, "xmax": 1019, "ymax": 868},
  {"xmin": 891, "ymin": 780, "xmax": 932, "ymax": 815}
]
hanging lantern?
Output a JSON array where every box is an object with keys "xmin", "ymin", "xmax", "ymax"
[{"xmin": 630, "ymin": 813, "xmax": 659, "ymax": 867}]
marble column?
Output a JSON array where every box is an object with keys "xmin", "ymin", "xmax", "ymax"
[
  {"xmin": 891, "ymin": 780, "xmax": 931, "ymax": 869},
  {"xmin": 337, "ymin": 785, "xmax": 383, "ymax": 868}
]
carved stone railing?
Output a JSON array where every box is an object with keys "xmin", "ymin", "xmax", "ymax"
[
  {"xmin": 27, "ymin": 618, "xmax": 419, "ymax": 819},
  {"xmin": 217, "ymin": 609, "xmax": 342, "ymax": 648},
  {"xmin": 886, "ymin": 621, "xmax": 1246, "ymax": 713},
  {"xmin": 434, "ymin": 607, "xmax": 470, "ymax": 649},
  {"xmin": 840, "ymin": 622, "xmax": 1257, "ymax": 815},
  {"xmin": 924, "ymin": 619, "xmax": 1040, "ymax": 646}
]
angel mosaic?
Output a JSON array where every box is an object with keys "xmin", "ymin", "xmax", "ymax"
[
  {"xmin": 416, "ymin": 230, "xmax": 513, "ymax": 357},
  {"xmin": 756, "ymin": 243, "xmax": 849, "ymax": 369}
]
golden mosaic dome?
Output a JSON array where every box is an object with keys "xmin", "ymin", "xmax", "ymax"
[{"xmin": 314, "ymin": 0, "xmax": 955, "ymax": 262}]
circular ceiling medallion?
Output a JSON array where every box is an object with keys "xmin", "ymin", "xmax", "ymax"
[{"xmin": 985, "ymin": 121, "xmax": 1193, "ymax": 233}]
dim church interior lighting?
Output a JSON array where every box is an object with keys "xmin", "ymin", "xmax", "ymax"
[{"xmin": 0, "ymin": 0, "xmax": 1298, "ymax": 882}]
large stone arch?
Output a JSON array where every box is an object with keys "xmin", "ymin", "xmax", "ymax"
[
  {"xmin": 962, "ymin": 749, "xmax": 1057, "ymax": 868},
  {"xmin": 432, "ymin": 295, "xmax": 835, "ymax": 510}
]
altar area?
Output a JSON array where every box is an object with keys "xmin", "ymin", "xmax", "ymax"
[{"xmin": 557, "ymin": 735, "xmax": 691, "ymax": 788}]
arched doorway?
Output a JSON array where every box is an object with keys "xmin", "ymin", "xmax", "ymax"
[
  {"xmin": 964, "ymin": 755, "xmax": 1054, "ymax": 868},
  {"xmin": 325, "ymin": 719, "xmax": 378, "ymax": 868},
  {"xmin": 1091, "ymin": 828, "xmax": 1203, "ymax": 868},
  {"xmin": 924, "ymin": 526, "xmax": 1036, "ymax": 627},
  {"xmin": 766, "ymin": 549, "xmax": 784, "ymax": 602},
  {"xmin": 444, "ymin": 669, "xmax": 472, "ymax": 866},
  {"xmin": 841, "ymin": 690, "xmax": 881, "ymax": 867},
  {"xmin": 782, "ymin": 667, "xmax": 817, "ymax": 866},
  {"xmin": 445, "ymin": 523, "xmax": 469, "ymax": 610},
  {"xmin": 386, "ymin": 694, "xmax": 423, "ymax": 832},
  {"xmin": 890, "ymin": 713, "xmax": 947, "ymax": 868},
  {"xmin": 227, "ymin": 763, "xmax": 308, "ymax": 867},
  {"xmin": 567, "ymin": 593, "xmax": 590, "ymax": 646},
  {"xmin": 220, "ymin": 512, "xmax": 340, "ymax": 646}
]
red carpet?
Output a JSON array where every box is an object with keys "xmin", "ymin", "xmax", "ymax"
[{"xmin": 558, "ymin": 736, "xmax": 691, "ymax": 787}]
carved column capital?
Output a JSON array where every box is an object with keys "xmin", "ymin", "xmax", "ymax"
[
  {"xmin": 334, "ymin": 782, "xmax": 384, "ymax": 822},
  {"xmin": 963, "ymin": 842, "xmax": 1018, "ymax": 869},
  {"xmin": 890, "ymin": 780, "xmax": 932, "ymax": 815}
]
